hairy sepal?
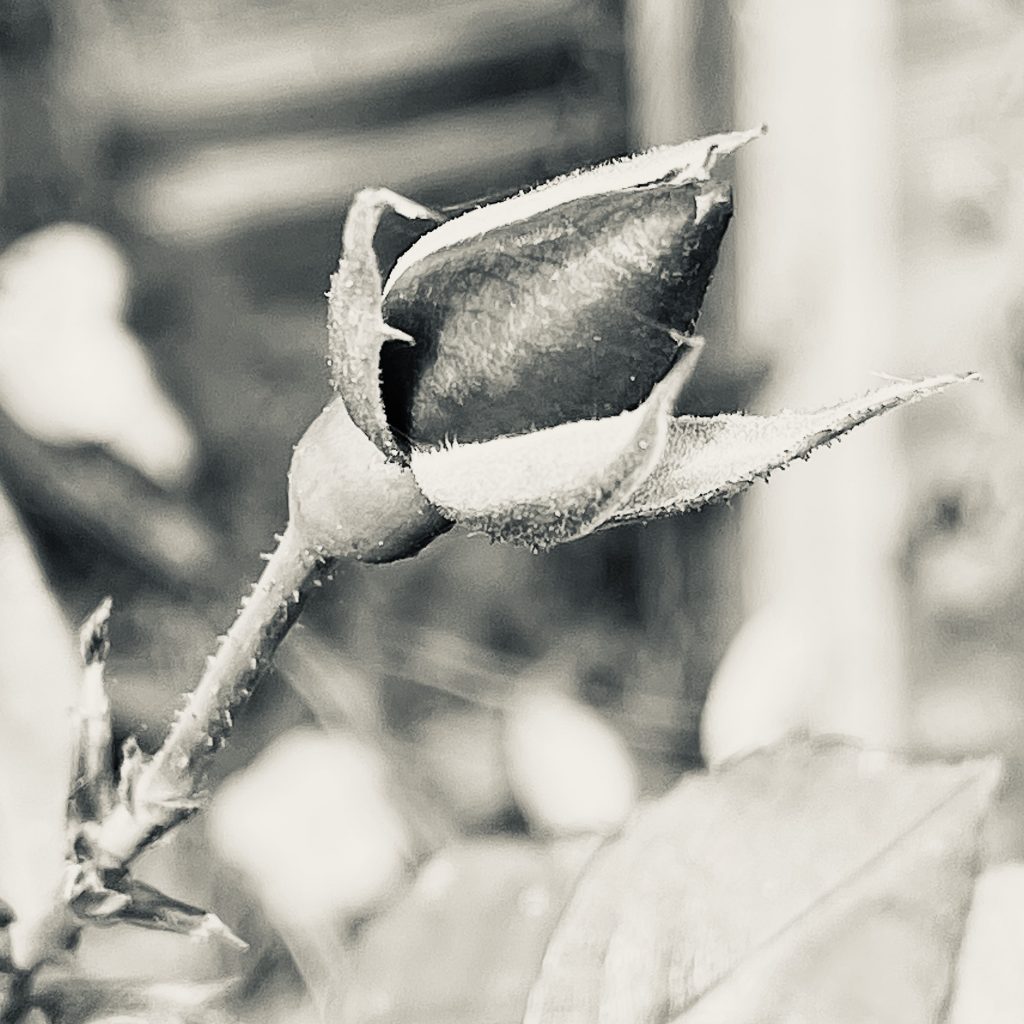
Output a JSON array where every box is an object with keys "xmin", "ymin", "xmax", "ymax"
[
  {"xmin": 409, "ymin": 355, "xmax": 693, "ymax": 549},
  {"xmin": 607, "ymin": 375, "xmax": 976, "ymax": 525},
  {"xmin": 327, "ymin": 188, "xmax": 440, "ymax": 464},
  {"xmin": 384, "ymin": 127, "xmax": 762, "ymax": 289}
]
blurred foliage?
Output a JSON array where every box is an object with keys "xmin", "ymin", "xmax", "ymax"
[{"xmin": 3, "ymin": 0, "xmax": 1024, "ymax": 1020}]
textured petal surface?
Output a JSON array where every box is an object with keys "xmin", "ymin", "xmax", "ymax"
[
  {"xmin": 383, "ymin": 179, "xmax": 731, "ymax": 445},
  {"xmin": 409, "ymin": 356, "xmax": 692, "ymax": 548},
  {"xmin": 607, "ymin": 375, "xmax": 974, "ymax": 524}
]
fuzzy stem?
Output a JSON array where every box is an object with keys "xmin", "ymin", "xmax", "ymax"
[{"xmin": 92, "ymin": 524, "xmax": 330, "ymax": 867}]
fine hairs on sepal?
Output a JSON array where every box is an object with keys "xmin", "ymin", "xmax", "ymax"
[{"xmin": 308, "ymin": 125, "xmax": 973, "ymax": 560}]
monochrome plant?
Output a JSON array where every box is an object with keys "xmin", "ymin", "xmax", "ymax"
[{"xmin": 0, "ymin": 130, "xmax": 1001, "ymax": 1023}]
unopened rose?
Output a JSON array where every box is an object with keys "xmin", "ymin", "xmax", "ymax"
[{"xmin": 288, "ymin": 128, "xmax": 968, "ymax": 561}]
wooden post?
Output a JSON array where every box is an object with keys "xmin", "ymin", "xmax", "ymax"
[
  {"xmin": 624, "ymin": 0, "xmax": 700, "ymax": 148},
  {"xmin": 624, "ymin": 0, "xmax": 745, "ymax": 759},
  {"xmin": 733, "ymin": 0, "xmax": 908, "ymax": 747}
]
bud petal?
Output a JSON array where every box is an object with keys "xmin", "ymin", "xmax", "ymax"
[{"xmin": 383, "ymin": 177, "xmax": 732, "ymax": 446}]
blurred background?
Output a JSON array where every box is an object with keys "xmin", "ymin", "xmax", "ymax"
[{"xmin": 2, "ymin": 0, "xmax": 1024, "ymax": 1020}]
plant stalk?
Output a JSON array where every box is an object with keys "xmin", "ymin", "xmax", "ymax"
[{"xmin": 92, "ymin": 524, "xmax": 330, "ymax": 867}]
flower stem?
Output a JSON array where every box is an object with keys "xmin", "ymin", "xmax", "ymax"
[{"xmin": 93, "ymin": 524, "xmax": 331, "ymax": 867}]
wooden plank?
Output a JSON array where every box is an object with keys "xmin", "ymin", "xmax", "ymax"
[
  {"xmin": 624, "ymin": 0, "xmax": 700, "ymax": 148},
  {"xmin": 733, "ymin": 0, "xmax": 907, "ymax": 748},
  {"xmin": 120, "ymin": 93, "xmax": 609, "ymax": 243},
  {"xmin": 74, "ymin": 0, "xmax": 584, "ymax": 130}
]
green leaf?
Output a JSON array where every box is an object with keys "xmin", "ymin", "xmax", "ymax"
[{"xmin": 524, "ymin": 740, "xmax": 998, "ymax": 1024}]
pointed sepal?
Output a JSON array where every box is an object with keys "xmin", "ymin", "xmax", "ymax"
[
  {"xmin": 410, "ymin": 348, "xmax": 700, "ymax": 549},
  {"xmin": 606, "ymin": 375, "xmax": 977, "ymax": 525},
  {"xmin": 327, "ymin": 188, "xmax": 442, "ymax": 463}
]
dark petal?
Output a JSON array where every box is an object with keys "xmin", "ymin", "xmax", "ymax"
[{"xmin": 382, "ymin": 178, "xmax": 733, "ymax": 446}]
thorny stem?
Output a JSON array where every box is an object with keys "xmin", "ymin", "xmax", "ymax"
[{"xmin": 91, "ymin": 524, "xmax": 332, "ymax": 867}]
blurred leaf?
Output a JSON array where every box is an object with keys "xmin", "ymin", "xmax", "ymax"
[
  {"xmin": 947, "ymin": 862, "xmax": 1024, "ymax": 1023},
  {"xmin": 0, "ymin": 224, "xmax": 197, "ymax": 489},
  {"xmin": 279, "ymin": 634, "xmax": 457, "ymax": 851},
  {"xmin": 70, "ymin": 875, "xmax": 246, "ymax": 952},
  {"xmin": 608, "ymin": 375, "xmax": 974, "ymax": 524},
  {"xmin": 0, "ymin": 482, "xmax": 79, "ymax": 966},
  {"xmin": 504, "ymin": 690, "xmax": 638, "ymax": 837},
  {"xmin": 699, "ymin": 600, "xmax": 828, "ymax": 767},
  {"xmin": 524, "ymin": 740, "xmax": 998, "ymax": 1024},
  {"xmin": 0, "ymin": 404, "xmax": 219, "ymax": 588},
  {"xmin": 277, "ymin": 633, "xmax": 385, "ymax": 737},
  {"xmin": 208, "ymin": 729, "xmax": 412, "ymax": 927},
  {"xmin": 413, "ymin": 707, "xmax": 513, "ymax": 831},
  {"xmin": 342, "ymin": 838, "xmax": 593, "ymax": 1024},
  {"xmin": 33, "ymin": 971, "xmax": 235, "ymax": 1024}
]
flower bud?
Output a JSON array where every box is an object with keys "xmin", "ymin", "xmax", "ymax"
[
  {"xmin": 316, "ymin": 128, "xmax": 971, "ymax": 555},
  {"xmin": 381, "ymin": 177, "xmax": 733, "ymax": 446}
]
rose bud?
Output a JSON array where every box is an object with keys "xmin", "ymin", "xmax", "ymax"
[{"xmin": 289, "ymin": 128, "xmax": 972, "ymax": 560}]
